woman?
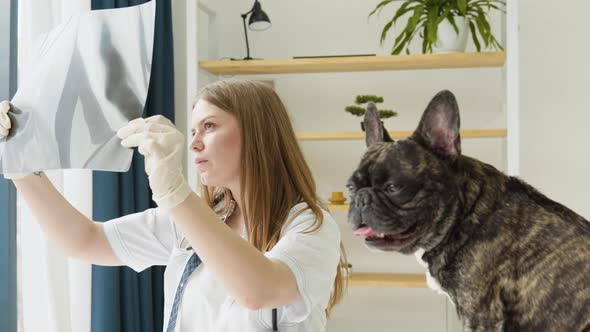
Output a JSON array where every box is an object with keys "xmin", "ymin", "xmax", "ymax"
[{"xmin": 2, "ymin": 80, "xmax": 348, "ymax": 332}]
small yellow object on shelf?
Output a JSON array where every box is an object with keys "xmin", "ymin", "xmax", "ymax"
[
  {"xmin": 328, "ymin": 191, "xmax": 347, "ymax": 205},
  {"xmin": 328, "ymin": 204, "xmax": 349, "ymax": 212}
]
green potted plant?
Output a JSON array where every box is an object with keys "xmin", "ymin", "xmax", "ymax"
[
  {"xmin": 369, "ymin": 0, "xmax": 506, "ymax": 54},
  {"xmin": 345, "ymin": 95, "xmax": 397, "ymax": 131}
]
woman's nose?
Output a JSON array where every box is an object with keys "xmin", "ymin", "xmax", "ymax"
[{"xmin": 190, "ymin": 134, "xmax": 204, "ymax": 152}]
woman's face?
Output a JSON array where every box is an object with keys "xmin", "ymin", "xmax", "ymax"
[{"xmin": 190, "ymin": 99, "xmax": 242, "ymax": 188}]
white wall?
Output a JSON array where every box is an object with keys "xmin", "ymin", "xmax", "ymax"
[
  {"xmin": 519, "ymin": 0, "xmax": 590, "ymax": 219},
  {"xmin": 182, "ymin": 0, "xmax": 590, "ymax": 331}
]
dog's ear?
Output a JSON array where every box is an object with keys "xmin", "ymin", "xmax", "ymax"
[
  {"xmin": 412, "ymin": 90, "xmax": 461, "ymax": 157},
  {"xmin": 364, "ymin": 101, "xmax": 393, "ymax": 147}
]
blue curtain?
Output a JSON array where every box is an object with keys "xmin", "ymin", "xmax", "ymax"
[
  {"xmin": 0, "ymin": 1, "xmax": 18, "ymax": 331},
  {"xmin": 91, "ymin": 1, "xmax": 174, "ymax": 331}
]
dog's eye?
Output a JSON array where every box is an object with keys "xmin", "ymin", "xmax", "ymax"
[
  {"xmin": 346, "ymin": 183, "xmax": 355, "ymax": 192},
  {"xmin": 385, "ymin": 183, "xmax": 402, "ymax": 193}
]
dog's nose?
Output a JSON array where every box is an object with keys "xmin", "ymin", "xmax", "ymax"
[{"xmin": 356, "ymin": 190, "xmax": 372, "ymax": 208}]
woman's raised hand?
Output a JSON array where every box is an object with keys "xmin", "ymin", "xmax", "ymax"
[
  {"xmin": 117, "ymin": 115, "xmax": 192, "ymax": 209},
  {"xmin": 0, "ymin": 101, "xmax": 12, "ymax": 138}
]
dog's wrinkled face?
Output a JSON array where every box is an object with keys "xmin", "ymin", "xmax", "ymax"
[{"xmin": 347, "ymin": 91, "xmax": 462, "ymax": 254}]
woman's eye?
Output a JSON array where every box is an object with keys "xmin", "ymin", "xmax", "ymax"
[{"xmin": 204, "ymin": 122, "xmax": 216, "ymax": 130}]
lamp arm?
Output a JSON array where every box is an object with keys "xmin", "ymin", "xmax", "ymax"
[
  {"xmin": 241, "ymin": 14, "xmax": 252, "ymax": 60},
  {"xmin": 240, "ymin": 0, "xmax": 261, "ymax": 60}
]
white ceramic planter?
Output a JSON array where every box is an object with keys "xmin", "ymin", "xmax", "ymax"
[{"xmin": 433, "ymin": 16, "xmax": 469, "ymax": 53}]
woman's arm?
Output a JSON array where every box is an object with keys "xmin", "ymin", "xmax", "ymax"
[
  {"xmin": 13, "ymin": 172, "xmax": 123, "ymax": 266},
  {"xmin": 170, "ymin": 193, "xmax": 300, "ymax": 310},
  {"xmin": 116, "ymin": 115, "xmax": 302, "ymax": 308}
]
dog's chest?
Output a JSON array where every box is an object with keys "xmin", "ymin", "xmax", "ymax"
[{"xmin": 414, "ymin": 249, "xmax": 454, "ymax": 304}]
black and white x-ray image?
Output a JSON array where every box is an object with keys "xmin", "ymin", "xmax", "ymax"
[{"xmin": 0, "ymin": 0, "xmax": 155, "ymax": 174}]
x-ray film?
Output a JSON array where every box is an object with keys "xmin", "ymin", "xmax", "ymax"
[{"xmin": 0, "ymin": 1, "xmax": 155, "ymax": 174}]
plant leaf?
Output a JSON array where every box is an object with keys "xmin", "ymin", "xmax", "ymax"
[
  {"xmin": 490, "ymin": 34, "xmax": 504, "ymax": 50},
  {"xmin": 422, "ymin": 27, "xmax": 429, "ymax": 53},
  {"xmin": 345, "ymin": 106, "xmax": 366, "ymax": 116},
  {"xmin": 409, "ymin": 18, "xmax": 426, "ymax": 40},
  {"xmin": 469, "ymin": 20, "xmax": 481, "ymax": 52},
  {"xmin": 381, "ymin": 3, "xmax": 420, "ymax": 45},
  {"xmin": 447, "ymin": 14, "xmax": 459, "ymax": 35},
  {"xmin": 392, "ymin": 2, "xmax": 417, "ymax": 23},
  {"xmin": 381, "ymin": 3, "xmax": 416, "ymax": 46},
  {"xmin": 476, "ymin": 7, "xmax": 491, "ymax": 47},
  {"xmin": 426, "ymin": 5, "xmax": 439, "ymax": 44},
  {"xmin": 356, "ymin": 95, "xmax": 384, "ymax": 104},
  {"xmin": 380, "ymin": 20, "xmax": 395, "ymax": 45},
  {"xmin": 457, "ymin": 0, "xmax": 468, "ymax": 15},
  {"xmin": 406, "ymin": 4, "xmax": 425, "ymax": 32},
  {"xmin": 436, "ymin": 6, "xmax": 452, "ymax": 26},
  {"xmin": 378, "ymin": 110, "xmax": 398, "ymax": 118},
  {"xmin": 392, "ymin": 25, "xmax": 410, "ymax": 50},
  {"xmin": 388, "ymin": 3, "xmax": 424, "ymax": 55},
  {"xmin": 369, "ymin": 0, "xmax": 395, "ymax": 17},
  {"xmin": 392, "ymin": 30, "xmax": 412, "ymax": 54}
]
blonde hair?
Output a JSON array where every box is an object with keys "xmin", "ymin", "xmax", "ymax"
[{"xmin": 195, "ymin": 79, "xmax": 348, "ymax": 317}]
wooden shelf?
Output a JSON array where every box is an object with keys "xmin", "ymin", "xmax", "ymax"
[
  {"xmin": 349, "ymin": 273, "xmax": 427, "ymax": 288},
  {"xmin": 298, "ymin": 129, "xmax": 506, "ymax": 141},
  {"xmin": 199, "ymin": 52, "xmax": 506, "ymax": 75}
]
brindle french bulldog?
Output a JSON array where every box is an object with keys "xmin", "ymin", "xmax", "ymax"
[{"xmin": 346, "ymin": 90, "xmax": 590, "ymax": 331}]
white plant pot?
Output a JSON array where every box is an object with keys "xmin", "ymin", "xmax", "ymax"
[{"xmin": 433, "ymin": 16, "xmax": 469, "ymax": 53}]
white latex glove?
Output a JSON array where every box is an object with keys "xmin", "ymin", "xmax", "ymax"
[
  {"xmin": 0, "ymin": 101, "xmax": 33, "ymax": 181},
  {"xmin": 0, "ymin": 100, "xmax": 11, "ymax": 138},
  {"xmin": 117, "ymin": 116, "xmax": 192, "ymax": 209}
]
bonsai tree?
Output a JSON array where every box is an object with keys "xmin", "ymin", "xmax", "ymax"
[
  {"xmin": 345, "ymin": 95, "xmax": 397, "ymax": 119},
  {"xmin": 369, "ymin": 0, "xmax": 506, "ymax": 54}
]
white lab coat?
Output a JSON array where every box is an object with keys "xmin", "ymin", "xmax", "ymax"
[{"xmin": 102, "ymin": 202, "xmax": 341, "ymax": 332}]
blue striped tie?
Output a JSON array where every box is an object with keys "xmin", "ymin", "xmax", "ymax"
[
  {"xmin": 166, "ymin": 253, "xmax": 202, "ymax": 332},
  {"xmin": 166, "ymin": 200, "xmax": 235, "ymax": 332}
]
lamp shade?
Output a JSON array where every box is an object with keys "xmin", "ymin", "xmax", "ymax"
[{"xmin": 248, "ymin": 1, "xmax": 271, "ymax": 31}]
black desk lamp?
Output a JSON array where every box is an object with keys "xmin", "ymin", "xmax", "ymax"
[{"xmin": 240, "ymin": 0, "xmax": 271, "ymax": 60}]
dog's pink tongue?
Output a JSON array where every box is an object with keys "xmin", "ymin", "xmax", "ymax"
[{"xmin": 353, "ymin": 226, "xmax": 378, "ymax": 237}]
